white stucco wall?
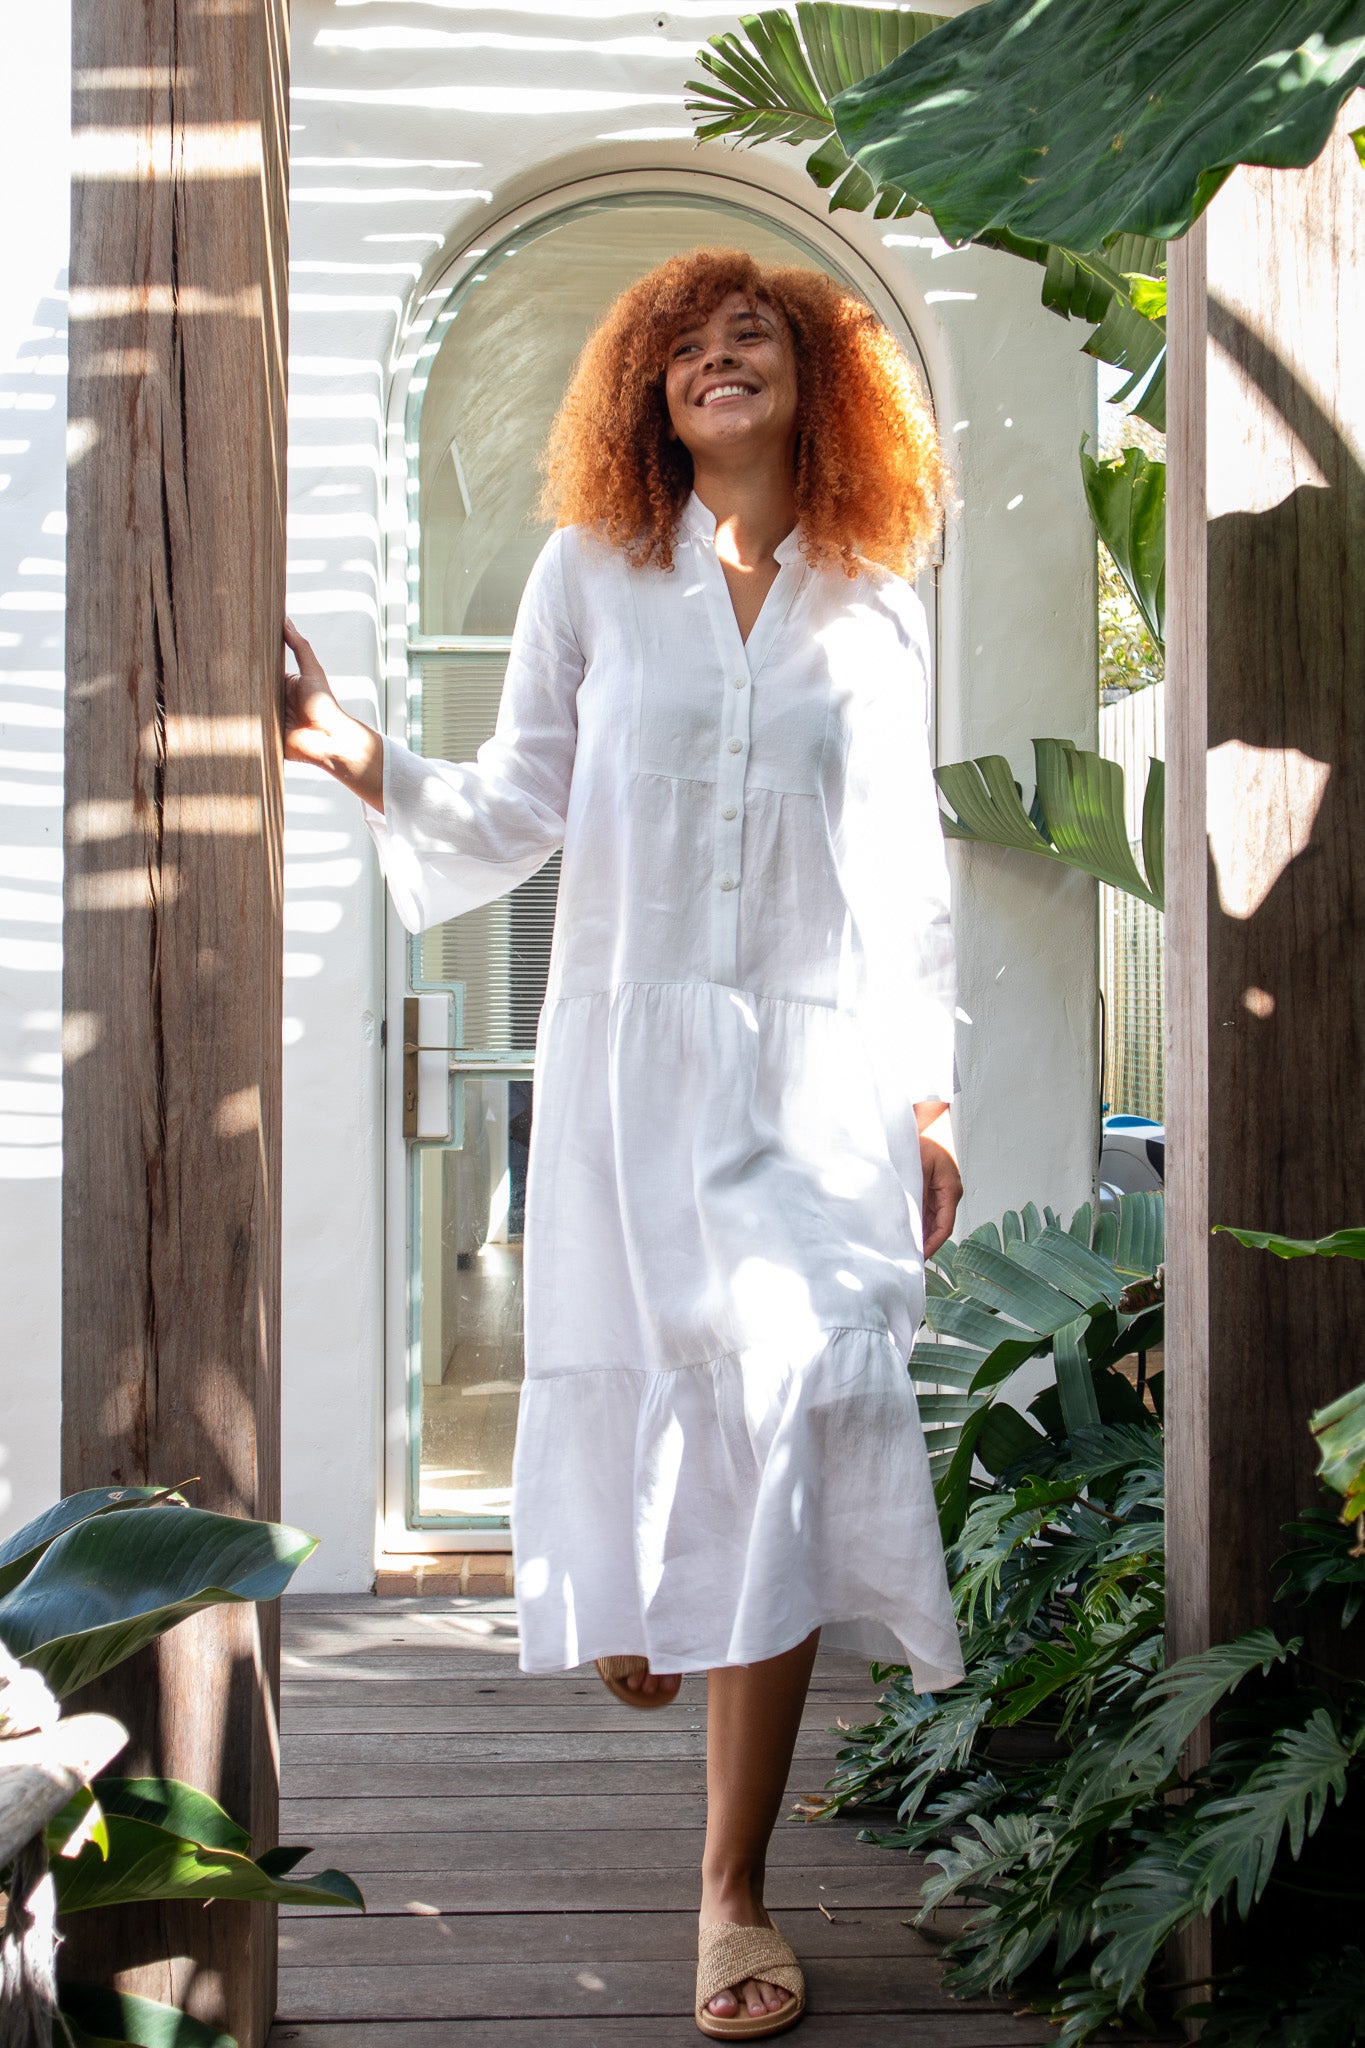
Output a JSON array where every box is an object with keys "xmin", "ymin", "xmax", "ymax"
[{"xmin": 0, "ymin": 0, "xmax": 1096, "ymax": 1576}]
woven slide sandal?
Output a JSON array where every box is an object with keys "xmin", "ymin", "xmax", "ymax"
[
  {"xmin": 594, "ymin": 1655, "xmax": 680, "ymax": 1710},
  {"xmin": 695, "ymin": 1921, "xmax": 806, "ymax": 2039}
]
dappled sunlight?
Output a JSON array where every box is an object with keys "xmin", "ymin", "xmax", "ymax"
[{"xmin": 1206, "ymin": 739, "xmax": 1330, "ymax": 919}]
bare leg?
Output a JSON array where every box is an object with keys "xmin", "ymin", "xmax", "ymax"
[{"xmin": 700, "ymin": 1628, "xmax": 821, "ymax": 2022}]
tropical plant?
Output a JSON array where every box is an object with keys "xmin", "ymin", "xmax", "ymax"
[
  {"xmin": 1081, "ymin": 442, "xmax": 1166, "ymax": 653},
  {"xmin": 0, "ymin": 1488, "xmax": 362, "ymax": 2048},
  {"xmin": 912, "ymin": 1190, "xmax": 1164, "ymax": 1542},
  {"xmin": 933, "ymin": 740, "xmax": 1164, "ymax": 911},
  {"xmin": 831, "ymin": 1207, "xmax": 1365, "ymax": 2044},
  {"xmin": 688, "ymin": 1, "xmax": 1365, "ymax": 430}
]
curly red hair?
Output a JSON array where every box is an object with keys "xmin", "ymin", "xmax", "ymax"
[{"xmin": 539, "ymin": 247, "xmax": 946, "ymax": 579}]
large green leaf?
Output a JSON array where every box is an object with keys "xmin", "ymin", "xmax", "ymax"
[
  {"xmin": 59, "ymin": 1987, "xmax": 235, "ymax": 2048},
  {"xmin": 913, "ymin": 1196, "xmax": 1164, "ymax": 1539},
  {"xmin": 937, "ymin": 740, "xmax": 1164, "ymax": 910},
  {"xmin": 1185, "ymin": 1708, "xmax": 1362, "ymax": 1917},
  {"xmin": 1064, "ymin": 1628, "xmax": 1295, "ymax": 1807},
  {"xmin": 1090, "ymin": 1836, "xmax": 1197, "ymax": 2005},
  {"xmin": 1213, "ymin": 1224, "xmax": 1365, "ymax": 1261},
  {"xmin": 53, "ymin": 1775, "xmax": 364, "ymax": 1913},
  {"xmin": 0, "ymin": 1488, "xmax": 186, "ymax": 1601},
  {"xmin": 1081, "ymin": 443, "xmax": 1166, "ymax": 650},
  {"xmin": 0, "ymin": 1505, "xmax": 317, "ymax": 1698},
  {"xmin": 831, "ymin": 0, "xmax": 1365, "ymax": 249}
]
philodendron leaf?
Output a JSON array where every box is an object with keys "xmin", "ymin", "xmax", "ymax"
[
  {"xmin": 1081, "ymin": 441, "xmax": 1166, "ymax": 650},
  {"xmin": 0, "ymin": 1505, "xmax": 316, "ymax": 1698},
  {"xmin": 831, "ymin": 0, "xmax": 1365, "ymax": 249},
  {"xmin": 0, "ymin": 1487, "xmax": 189, "ymax": 1600},
  {"xmin": 59, "ymin": 1987, "xmax": 235, "ymax": 2048},
  {"xmin": 53, "ymin": 1777, "xmax": 364, "ymax": 1914}
]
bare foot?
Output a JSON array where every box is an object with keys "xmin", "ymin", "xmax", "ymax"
[{"xmin": 622, "ymin": 1666, "xmax": 681, "ymax": 1702}]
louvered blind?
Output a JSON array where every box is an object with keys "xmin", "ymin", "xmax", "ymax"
[{"xmin": 414, "ymin": 651, "xmax": 561, "ymax": 1057}]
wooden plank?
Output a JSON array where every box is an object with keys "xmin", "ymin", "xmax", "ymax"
[
  {"xmin": 278, "ymin": 1908, "xmax": 954, "ymax": 1965},
  {"xmin": 283, "ymin": 1761, "xmax": 709, "ymax": 1798},
  {"xmin": 282, "ymin": 1828, "xmax": 901, "ymax": 1874},
  {"xmin": 60, "ymin": 3, "xmax": 288, "ymax": 2043},
  {"xmin": 280, "ymin": 1730, "xmax": 844, "ymax": 1764},
  {"xmin": 279, "ymin": 1676, "xmax": 876, "ymax": 1702},
  {"xmin": 279, "ymin": 1865, "xmax": 928, "ymax": 1918},
  {"xmin": 268, "ymin": 2018, "xmax": 1058, "ymax": 2047},
  {"xmin": 278, "ymin": 1695, "xmax": 855, "ymax": 1728},
  {"xmin": 275, "ymin": 1955, "xmax": 997, "ymax": 2019}
]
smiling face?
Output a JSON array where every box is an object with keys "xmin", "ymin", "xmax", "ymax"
[{"xmin": 663, "ymin": 290, "xmax": 799, "ymax": 470}]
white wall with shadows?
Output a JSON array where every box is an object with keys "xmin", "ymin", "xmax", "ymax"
[
  {"xmin": 0, "ymin": 0, "xmax": 71, "ymax": 1535},
  {"xmin": 1, "ymin": 0, "xmax": 1097, "ymax": 1580}
]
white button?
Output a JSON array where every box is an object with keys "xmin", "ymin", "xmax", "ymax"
[
  {"xmin": 733, "ymin": 675, "xmax": 747, "ymax": 690},
  {"xmin": 727, "ymin": 737, "xmax": 744, "ymax": 754},
  {"xmin": 721, "ymin": 803, "xmax": 737, "ymax": 821},
  {"xmin": 718, "ymin": 875, "xmax": 737, "ymax": 892}
]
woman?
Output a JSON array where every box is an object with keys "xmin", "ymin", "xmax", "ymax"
[{"xmin": 283, "ymin": 247, "xmax": 965, "ymax": 2040}]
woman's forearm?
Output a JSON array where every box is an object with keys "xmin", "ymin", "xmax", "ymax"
[{"xmin": 320, "ymin": 711, "xmax": 386, "ymax": 814}]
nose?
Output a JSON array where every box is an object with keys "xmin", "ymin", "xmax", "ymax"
[{"xmin": 701, "ymin": 339, "xmax": 739, "ymax": 371}]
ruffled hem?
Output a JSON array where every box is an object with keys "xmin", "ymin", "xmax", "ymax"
[{"xmin": 509, "ymin": 1326, "xmax": 965, "ymax": 1694}]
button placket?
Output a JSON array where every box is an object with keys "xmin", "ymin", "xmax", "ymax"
[{"xmin": 712, "ymin": 656, "xmax": 752, "ymax": 984}]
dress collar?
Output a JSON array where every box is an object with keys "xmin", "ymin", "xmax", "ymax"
[{"xmin": 681, "ymin": 489, "xmax": 803, "ymax": 566}]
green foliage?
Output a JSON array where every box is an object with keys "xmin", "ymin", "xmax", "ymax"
[
  {"xmin": 933, "ymin": 739, "xmax": 1164, "ymax": 911},
  {"xmin": 0, "ymin": 1502, "xmax": 316, "ymax": 1697},
  {"xmin": 829, "ymin": 0, "xmax": 1365, "ymax": 248},
  {"xmin": 913, "ymin": 1191, "xmax": 1163, "ymax": 1543},
  {"xmin": 687, "ymin": 6, "xmax": 1169, "ymax": 427},
  {"xmin": 0, "ymin": 1487, "xmax": 190, "ymax": 1600},
  {"xmin": 1099, "ymin": 544, "xmax": 1163, "ymax": 697},
  {"xmin": 1080, "ymin": 442, "xmax": 1165, "ymax": 651},
  {"xmin": 1214, "ymin": 1224, "xmax": 1365, "ymax": 1261},
  {"xmin": 840, "ymin": 1201, "xmax": 1365, "ymax": 2042},
  {"xmin": 58, "ymin": 1986, "xmax": 235, "ymax": 2048},
  {"xmin": 0, "ymin": 1490, "xmax": 360, "ymax": 2048},
  {"xmin": 47, "ymin": 1776, "xmax": 363, "ymax": 1914}
]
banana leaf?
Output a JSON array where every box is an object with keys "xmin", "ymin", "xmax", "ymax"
[
  {"xmin": 937, "ymin": 739, "xmax": 1164, "ymax": 911},
  {"xmin": 0, "ymin": 1487, "xmax": 188, "ymax": 1601},
  {"xmin": 59, "ymin": 1987, "xmax": 235, "ymax": 2048},
  {"xmin": 1081, "ymin": 442, "xmax": 1166, "ymax": 650},
  {"xmin": 831, "ymin": 0, "xmax": 1365, "ymax": 250},
  {"xmin": 50, "ymin": 1776, "xmax": 364, "ymax": 1914},
  {"xmin": 1213, "ymin": 1225, "xmax": 1365, "ymax": 1261},
  {"xmin": 0, "ymin": 1505, "xmax": 317, "ymax": 1699},
  {"xmin": 1309, "ymin": 1381, "xmax": 1365, "ymax": 1524}
]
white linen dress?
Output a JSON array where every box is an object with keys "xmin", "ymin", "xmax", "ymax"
[{"xmin": 369, "ymin": 490, "xmax": 966, "ymax": 1691}]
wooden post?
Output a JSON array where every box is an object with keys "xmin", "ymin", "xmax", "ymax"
[
  {"xmin": 1165, "ymin": 103, "xmax": 1365, "ymax": 2002},
  {"xmin": 61, "ymin": 2, "xmax": 289, "ymax": 2040}
]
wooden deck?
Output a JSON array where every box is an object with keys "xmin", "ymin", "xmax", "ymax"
[{"xmin": 270, "ymin": 1596, "xmax": 1059, "ymax": 2046}]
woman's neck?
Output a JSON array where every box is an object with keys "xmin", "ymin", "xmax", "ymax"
[{"xmin": 690, "ymin": 457, "xmax": 797, "ymax": 572}]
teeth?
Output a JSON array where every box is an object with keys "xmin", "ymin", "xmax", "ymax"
[{"xmin": 701, "ymin": 384, "xmax": 753, "ymax": 405}]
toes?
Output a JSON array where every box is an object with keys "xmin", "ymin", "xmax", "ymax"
[{"xmin": 706, "ymin": 1989, "xmax": 740, "ymax": 2017}]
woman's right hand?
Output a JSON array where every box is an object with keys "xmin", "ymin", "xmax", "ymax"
[{"xmin": 282, "ymin": 619, "xmax": 385, "ymax": 812}]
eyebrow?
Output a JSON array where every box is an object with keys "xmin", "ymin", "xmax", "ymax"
[{"xmin": 672, "ymin": 307, "xmax": 775, "ymax": 342}]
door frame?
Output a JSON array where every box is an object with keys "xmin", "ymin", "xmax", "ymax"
[{"xmin": 377, "ymin": 163, "xmax": 944, "ymax": 1558}]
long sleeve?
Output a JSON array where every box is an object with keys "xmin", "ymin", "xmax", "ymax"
[
  {"xmin": 367, "ymin": 527, "xmax": 584, "ymax": 934},
  {"xmin": 834, "ymin": 586, "xmax": 957, "ymax": 1204}
]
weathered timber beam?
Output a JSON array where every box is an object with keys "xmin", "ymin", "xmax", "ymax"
[
  {"xmin": 1165, "ymin": 99, "xmax": 1365, "ymax": 2017},
  {"xmin": 61, "ymin": 2, "xmax": 289, "ymax": 2040}
]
